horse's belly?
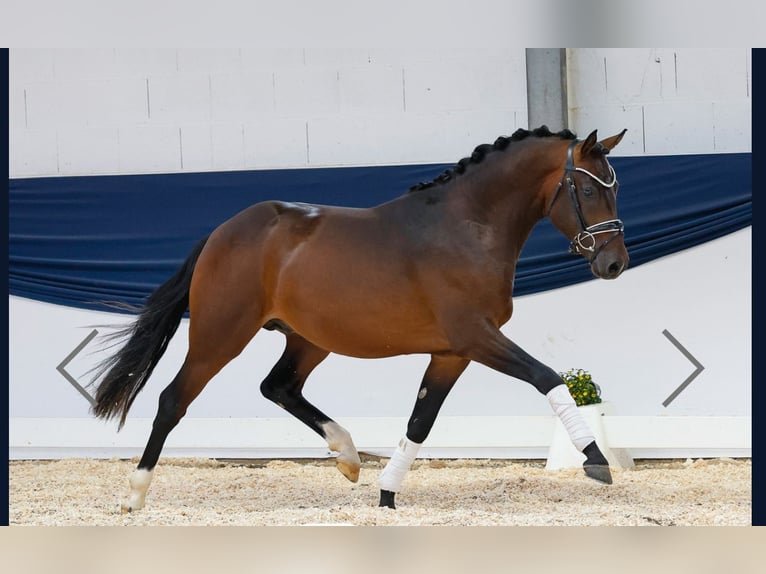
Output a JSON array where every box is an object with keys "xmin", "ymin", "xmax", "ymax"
[
  {"xmin": 295, "ymin": 321, "xmax": 449, "ymax": 358},
  {"xmin": 273, "ymin": 292, "xmax": 449, "ymax": 358}
]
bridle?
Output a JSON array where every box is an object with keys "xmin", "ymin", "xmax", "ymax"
[{"xmin": 545, "ymin": 139, "xmax": 624, "ymax": 263}]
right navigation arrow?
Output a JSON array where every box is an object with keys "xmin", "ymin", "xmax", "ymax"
[{"xmin": 661, "ymin": 329, "xmax": 705, "ymax": 407}]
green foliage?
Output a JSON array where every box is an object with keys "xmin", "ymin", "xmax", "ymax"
[{"xmin": 559, "ymin": 368, "xmax": 602, "ymax": 406}]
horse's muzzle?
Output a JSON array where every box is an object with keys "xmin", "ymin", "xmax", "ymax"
[{"xmin": 591, "ymin": 251, "xmax": 628, "ymax": 280}]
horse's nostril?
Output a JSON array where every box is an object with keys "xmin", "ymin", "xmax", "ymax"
[{"xmin": 607, "ymin": 261, "xmax": 623, "ymax": 277}]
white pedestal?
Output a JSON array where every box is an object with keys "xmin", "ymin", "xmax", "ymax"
[{"xmin": 545, "ymin": 402, "xmax": 634, "ymax": 470}]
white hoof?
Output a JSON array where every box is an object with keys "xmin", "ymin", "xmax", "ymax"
[
  {"xmin": 322, "ymin": 422, "xmax": 361, "ymax": 483},
  {"xmin": 336, "ymin": 450, "xmax": 362, "ymax": 483},
  {"xmin": 121, "ymin": 468, "xmax": 153, "ymax": 513}
]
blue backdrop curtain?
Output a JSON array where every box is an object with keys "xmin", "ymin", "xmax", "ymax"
[{"xmin": 9, "ymin": 153, "xmax": 751, "ymax": 312}]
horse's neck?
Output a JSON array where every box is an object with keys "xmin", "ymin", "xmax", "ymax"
[{"xmin": 451, "ymin": 154, "xmax": 552, "ymax": 259}]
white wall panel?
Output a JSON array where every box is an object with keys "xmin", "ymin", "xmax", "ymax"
[
  {"xmin": 9, "ymin": 48, "xmax": 751, "ymax": 175},
  {"xmin": 240, "ymin": 48, "xmax": 306, "ymax": 70},
  {"xmin": 303, "ymin": 48, "xmax": 372, "ymax": 68},
  {"xmin": 10, "ymin": 129, "xmax": 58, "ymax": 176},
  {"xmin": 713, "ymin": 101, "xmax": 752, "ymax": 153},
  {"xmin": 24, "ymin": 81, "xmax": 88, "ymax": 129},
  {"xmin": 147, "ymin": 73, "xmax": 211, "ymax": 124},
  {"xmin": 9, "ymin": 48, "xmax": 56, "ymax": 82},
  {"xmin": 568, "ymin": 48, "xmax": 751, "ymax": 156},
  {"xmin": 274, "ymin": 67, "xmax": 341, "ymax": 117},
  {"xmin": 118, "ymin": 125, "xmax": 181, "ymax": 173},
  {"xmin": 307, "ymin": 115, "xmax": 402, "ymax": 166},
  {"xmin": 243, "ymin": 118, "xmax": 308, "ymax": 168},
  {"xmin": 85, "ymin": 77, "xmax": 148, "ymax": 126},
  {"xmin": 674, "ymin": 49, "xmax": 749, "ymax": 101},
  {"xmin": 210, "ymin": 123, "xmax": 246, "ymax": 171},
  {"xmin": 57, "ymin": 127, "xmax": 119, "ymax": 175},
  {"xmin": 176, "ymin": 48, "xmax": 242, "ymax": 74},
  {"xmin": 11, "ymin": 48, "xmax": 526, "ymax": 176},
  {"xmin": 10, "ymin": 48, "xmax": 526, "ymax": 176},
  {"xmin": 210, "ymin": 72, "xmax": 275, "ymax": 122},
  {"xmin": 180, "ymin": 124, "xmax": 213, "ymax": 172},
  {"xmin": 603, "ymin": 49, "xmax": 663, "ymax": 104},
  {"xmin": 566, "ymin": 48, "xmax": 608, "ymax": 109},
  {"xmin": 114, "ymin": 48, "xmax": 178, "ymax": 77},
  {"xmin": 52, "ymin": 48, "xmax": 116, "ymax": 80},
  {"xmin": 8, "ymin": 84, "xmax": 26, "ymax": 130},
  {"xmin": 338, "ymin": 66, "xmax": 403, "ymax": 115},
  {"xmin": 643, "ymin": 102, "xmax": 715, "ymax": 155},
  {"xmin": 307, "ymin": 110, "xmax": 522, "ymax": 167},
  {"xmin": 404, "ymin": 61, "xmax": 524, "ymax": 113}
]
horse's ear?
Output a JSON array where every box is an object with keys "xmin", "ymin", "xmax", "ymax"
[
  {"xmin": 599, "ymin": 129, "xmax": 627, "ymax": 152},
  {"xmin": 579, "ymin": 130, "xmax": 599, "ymax": 156}
]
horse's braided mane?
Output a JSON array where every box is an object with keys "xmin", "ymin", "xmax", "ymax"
[{"xmin": 408, "ymin": 125, "xmax": 577, "ymax": 193}]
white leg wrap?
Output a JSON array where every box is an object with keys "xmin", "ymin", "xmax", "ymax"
[
  {"xmin": 547, "ymin": 384, "xmax": 595, "ymax": 452},
  {"xmin": 379, "ymin": 437, "xmax": 421, "ymax": 493}
]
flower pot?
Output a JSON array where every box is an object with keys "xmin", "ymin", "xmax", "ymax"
[{"xmin": 545, "ymin": 401, "xmax": 634, "ymax": 471}]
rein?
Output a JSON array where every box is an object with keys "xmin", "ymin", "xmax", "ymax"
[{"xmin": 545, "ymin": 139, "xmax": 624, "ymax": 263}]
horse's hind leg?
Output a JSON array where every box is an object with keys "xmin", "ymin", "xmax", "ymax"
[
  {"xmin": 121, "ymin": 356, "xmax": 227, "ymax": 512},
  {"xmin": 379, "ymin": 354, "xmax": 469, "ymax": 509},
  {"xmin": 122, "ymin": 308, "xmax": 262, "ymax": 512},
  {"xmin": 260, "ymin": 333, "xmax": 361, "ymax": 482}
]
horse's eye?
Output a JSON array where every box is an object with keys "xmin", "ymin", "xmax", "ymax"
[{"xmin": 582, "ymin": 186, "xmax": 594, "ymax": 197}]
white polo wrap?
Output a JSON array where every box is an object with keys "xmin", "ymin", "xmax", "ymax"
[
  {"xmin": 546, "ymin": 384, "xmax": 594, "ymax": 452},
  {"xmin": 379, "ymin": 437, "xmax": 422, "ymax": 492}
]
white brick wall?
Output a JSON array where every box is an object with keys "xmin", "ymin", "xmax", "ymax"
[
  {"xmin": 9, "ymin": 48, "xmax": 752, "ymax": 177},
  {"xmin": 9, "ymin": 48, "xmax": 527, "ymax": 177},
  {"xmin": 568, "ymin": 48, "xmax": 751, "ymax": 156}
]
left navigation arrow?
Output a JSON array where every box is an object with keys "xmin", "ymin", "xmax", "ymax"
[{"xmin": 56, "ymin": 329, "xmax": 99, "ymax": 407}]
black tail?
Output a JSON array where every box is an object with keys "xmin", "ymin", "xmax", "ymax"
[{"xmin": 90, "ymin": 236, "xmax": 209, "ymax": 429}]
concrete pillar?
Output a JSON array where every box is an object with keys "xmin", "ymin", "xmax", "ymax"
[{"xmin": 525, "ymin": 48, "xmax": 568, "ymax": 131}]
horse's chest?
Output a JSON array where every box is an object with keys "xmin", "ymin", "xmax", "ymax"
[{"xmin": 470, "ymin": 261, "xmax": 515, "ymax": 323}]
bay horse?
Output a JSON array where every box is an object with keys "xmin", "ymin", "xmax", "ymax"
[{"xmin": 91, "ymin": 126, "xmax": 629, "ymax": 512}]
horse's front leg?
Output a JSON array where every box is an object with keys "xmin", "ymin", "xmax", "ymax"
[
  {"xmin": 450, "ymin": 319, "xmax": 612, "ymax": 485},
  {"xmin": 379, "ymin": 354, "xmax": 469, "ymax": 509}
]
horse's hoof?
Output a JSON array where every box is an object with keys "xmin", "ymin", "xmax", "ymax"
[
  {"xmin": 120, "ymin": 495, "xmax": 146, "ymax": 513},
  {"xmin": 379, "ymin": 489, "xmax": 396, "ymax": 509},
  {"xmin": 336, "ymin": 458, "xmax": 360, "ymax": 483},
  {"xmin": 584, "ymin": 464, "xmax": 613, "ymax": 485}
]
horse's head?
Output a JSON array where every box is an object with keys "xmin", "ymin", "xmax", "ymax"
[{"xmin": 545, "ymin": 129, "xmax": 629, "ymax": 280}]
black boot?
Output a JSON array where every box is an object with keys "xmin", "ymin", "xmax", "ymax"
[
  {"xmin": 582, "ymin": 441, "xmax": 613, "ymax": 484},
  {"xmin": 379, "ymin": 489, "xmax": 396, "ymax": 509}
]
